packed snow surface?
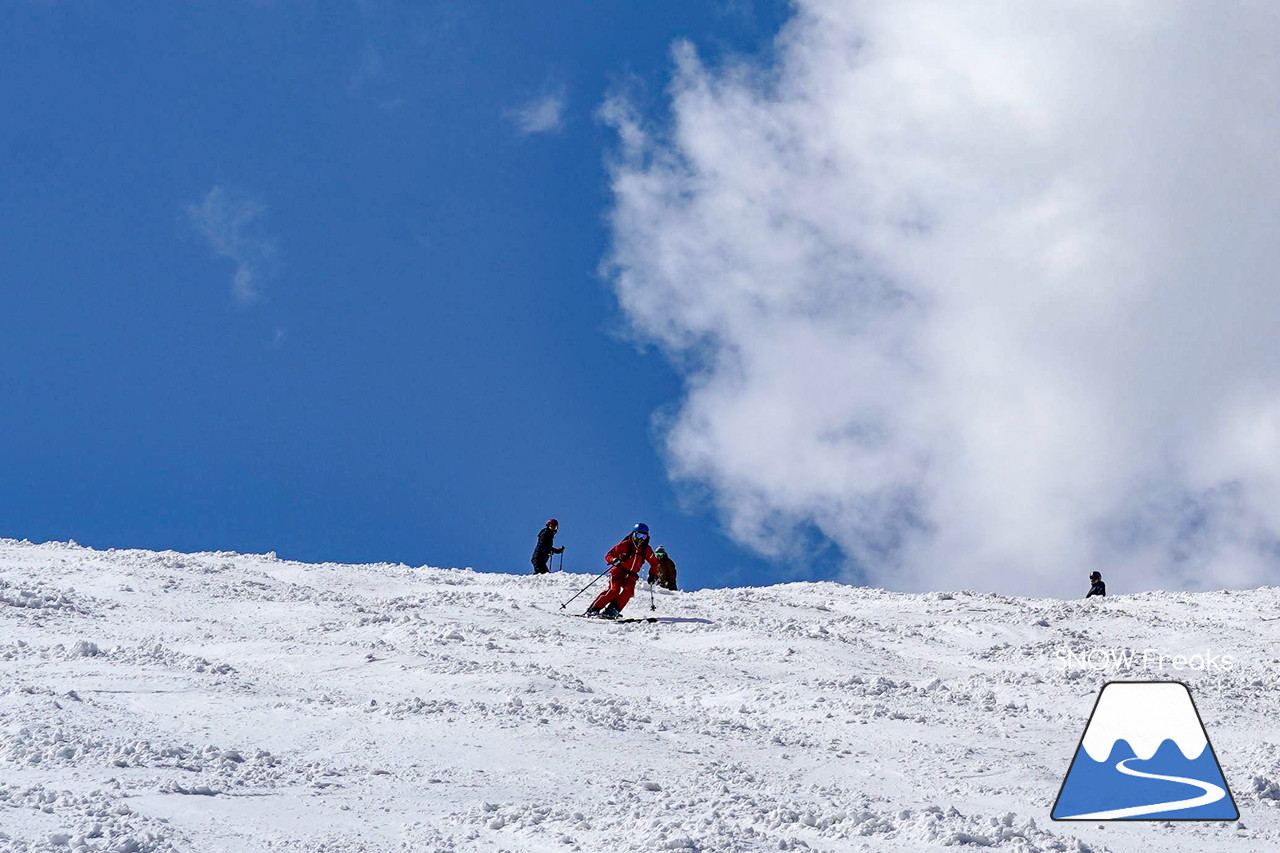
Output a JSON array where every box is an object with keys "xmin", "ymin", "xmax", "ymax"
[{"xmin": 2, "ymin": 538, "xmax": 1279, "ymax": 851}]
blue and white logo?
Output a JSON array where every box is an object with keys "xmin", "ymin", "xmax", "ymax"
[{"xmin": 1052, "ymin": 681, "xmax": 1238, "ymax": 821}]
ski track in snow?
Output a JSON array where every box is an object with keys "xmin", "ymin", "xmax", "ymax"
[{"xmin": 1, "ymin": 539, "xmax": 1278, "ymax": 851}]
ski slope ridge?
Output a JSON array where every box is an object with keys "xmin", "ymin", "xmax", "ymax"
[{"xmin": 3, "ymin": 538, "xmax": 1280, "ymax": 852}]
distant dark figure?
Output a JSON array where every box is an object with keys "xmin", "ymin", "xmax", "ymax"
[
  {"xmin": 531, "ymin": 518, "xmax": 564, "ymax": 574},
  {"xmin": 648, "ymin": 545, "xmax": 678, "ymax": 591},
  {"xmin": 1086, "ymin": 571, "xmax": 1106, "ymax": 598}
]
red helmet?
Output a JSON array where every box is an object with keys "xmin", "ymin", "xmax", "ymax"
[{"xmin": 546, "ymin": 518, "xmax": 558, "ymax": 529}]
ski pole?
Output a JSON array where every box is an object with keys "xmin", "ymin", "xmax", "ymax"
[
  {"xmin": 560, "ymin": 565, "xmax": 612, "ymax": 609},
  {"xmin": 557, "ymin": 551, "xmax": 564, "ymax": 573},
  {"xmin": 648, "ymin": 575, "xmax": 656, "ymax": 611}
]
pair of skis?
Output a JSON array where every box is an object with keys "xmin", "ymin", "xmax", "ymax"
[{"xmin": 569, "ymin": 613, "xmax": 658, "ymax": 624}]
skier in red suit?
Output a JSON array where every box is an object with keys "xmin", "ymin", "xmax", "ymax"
[{"xmin": 586, "ymin": 522, "xmax": 661, "ymax": 619}]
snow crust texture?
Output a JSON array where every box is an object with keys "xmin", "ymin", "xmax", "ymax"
[{"xmin": 2, "ymin": 539, "xmax": 1278, "ymax": 851}]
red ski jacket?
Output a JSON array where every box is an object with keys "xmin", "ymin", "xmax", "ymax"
[{"xmin": 605, "ymin": 535, "xmax": 660, "ymax": 577}]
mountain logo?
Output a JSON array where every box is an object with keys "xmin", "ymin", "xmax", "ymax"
[{"xmin": 1051, "ymin": 680, "xmax": 1238, "ymax": 821}]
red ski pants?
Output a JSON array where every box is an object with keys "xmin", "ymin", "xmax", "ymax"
[{"xmin": 590, "ymin": 567, "xmax": 638, "ymax": 612}]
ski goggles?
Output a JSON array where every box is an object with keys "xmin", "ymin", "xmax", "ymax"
[{"xmin": 633, "ymin": 531, "xmax": 649, "ymax": 540}]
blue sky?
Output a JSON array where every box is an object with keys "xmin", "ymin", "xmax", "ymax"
[
  {"xmin": 0, "ymin": 1, "xmax": 803, "ymax": 590},
  {"xmin": 11, "ymin": 4, "xmax": 1280, "ymax": 598}
]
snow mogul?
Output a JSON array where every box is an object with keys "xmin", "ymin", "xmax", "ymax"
[{"xmin": 586, "ymin": 522, "xmax": 661, "ymax": 619}]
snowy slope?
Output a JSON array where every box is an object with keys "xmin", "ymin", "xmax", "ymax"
[{"xmin": 3, "ymin": 539, "xmax": 1280, "ymax": 852}]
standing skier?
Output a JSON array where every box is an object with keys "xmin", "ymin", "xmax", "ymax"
[
  {"xmin": 648, "ymin": 545, "xmax": 678, "ymax": 591},
  {"xmin": 1086, "ymin": 571, "xmax": 1106, "ymax": 598},
  {"xmin": 531, "ymin": 518, "xmax": 564, "ymax": 575},
  {"xmin": 586, "ymin": 522, "xmax": 661, "ymax": 618}
]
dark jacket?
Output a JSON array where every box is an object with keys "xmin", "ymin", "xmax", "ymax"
[
  {"xmin": 648, "ymin": 554, "xmax": 678, "ymax": 590},
  {"xmin": 532, "ymin": 526, "xmax": 563, "ymax": 562},
  {"xmin": 1086, "ymin": 580, "xmax": 1106, "ymax": 598}
]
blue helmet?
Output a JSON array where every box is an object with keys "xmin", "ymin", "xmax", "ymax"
[{"xmin": 632, "ymin": 522, "xmax": 649, "ymax": 536}]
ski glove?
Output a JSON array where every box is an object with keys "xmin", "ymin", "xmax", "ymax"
[{"xmin": 553, "ymin": 546, "xmax": 565, "ymax": 554}]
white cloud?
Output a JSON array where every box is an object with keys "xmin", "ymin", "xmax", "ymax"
[
  {"xmin": 187, "ymin": 186, "xmax": 278, "ymax": 305},
  {"xmin": 508, "ymin": 90, "xmax": 567, "ymax": 136},
  {"xmin": 604, "ymin": 1, "xmax": 1280, "ymax": 595}
]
